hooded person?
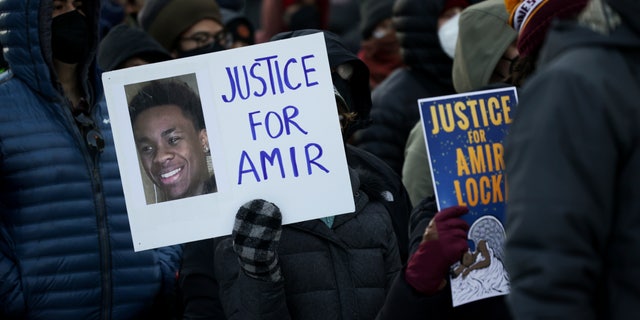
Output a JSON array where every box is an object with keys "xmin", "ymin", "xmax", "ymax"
[
  {"xmin": 505, "ymin": 0, "xmax": 640, "ymax": 318},
  {"xmin": 97, "ymin": 23, "xmax": 172, "ymax": 71},
  {"xmin": 177, "ymin": 29, "xmax": 412, "ymax": 320},
  {"xmin": 349, "ymin": 0, "xmax": 473, "ymax": 176},
  {"xmin": 401, "ymin": 0, "xmax": 518, "ymax": 206},
  {"xmin": 0, "ymin": 0, "xmax": 182, "ymax": 318},
  {"xmin": 137, "ymin": 0, "xmax": 228, "ymax": 58}
]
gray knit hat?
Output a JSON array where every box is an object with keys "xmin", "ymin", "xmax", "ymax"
[{"xmin": 138, "ymin": 0, "xmax": 223, "ymax": 50}]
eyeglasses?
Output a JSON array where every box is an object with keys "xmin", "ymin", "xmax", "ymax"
[
  {"xmin": 75, "ymin": 112, "xmax": 105, "ymax": 154},
  {"xmin": 179, "ymin": 30, "xmax": 229, "ymax": 47}
]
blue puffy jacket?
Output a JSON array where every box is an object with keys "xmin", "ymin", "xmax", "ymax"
[{"xmin": 0, "ymin": 1, "xmax": 181, "ymax": 319}]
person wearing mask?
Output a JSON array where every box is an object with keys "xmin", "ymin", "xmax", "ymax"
[
  {"xmin": 504, "ymin": 0, "xmax": 640, "ymax": 318},
  {"xmin": 357, "ymin": 0, "xmax": 404, "ymax": 90},
  {"xmin": 401, "ymin": 0, "xmax": 518, "ymax": 205},
  {"xmin": 137, "ymin": 0, "xmax": 229, "ymax": 58},
  {"xmin": 350, "ymin": 0, "xmax": 472, "ymax": 176},
  {"xmin": 374, "ymin": 2, "xmax": 517, "ymax": 319},
  {"xmin": 0, "ymin": 0, "xmax": 182, "ymax": 318},
  {"xmin": 128, "ymin": 78, "xmax": 217, "ymax": 202},
  {"xmin": 178, "ymin": 29, "xmax": 411, "ymax": 320}
]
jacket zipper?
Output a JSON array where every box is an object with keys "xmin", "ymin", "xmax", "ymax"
[{"xmin": 64, "ymin": 102, "xmax": 112, "ymax": 319}]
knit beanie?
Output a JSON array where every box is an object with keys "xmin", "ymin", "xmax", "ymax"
[
  {"xmin": 138, "ymin": 0, "xmax": 223, "ymax": 51},
  {"xmin": 97, "ymin": 24, "xmax": 172, "ymax": 71},
  {"xmin": 505, "ymin": 0, "xmax": 588, "ymax": 57},
  {"xmin": 359, "ymin": 0, "xmax": 395, "ymax": 39}
]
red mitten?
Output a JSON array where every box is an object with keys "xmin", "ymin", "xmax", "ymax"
[{"xmin": 405, "ymin": 206, "xmax": 470, "ymax": 294}]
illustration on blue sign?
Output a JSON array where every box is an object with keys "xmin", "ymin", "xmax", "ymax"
[{"xmin": 418, "ymin": 86, "xmax": 518, "ymax": 307}]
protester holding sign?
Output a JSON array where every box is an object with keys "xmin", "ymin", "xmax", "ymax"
[
  {"xmin": 178, "ymin": 29, "xmax": 409, "ymax": 320},
  {"xmin": 0, "ymin": 0, "xmax": 181, "ymax": 318},
  {"xmin": 505, "ymin": 0, "xmax": 640, "ymax": 318},
  {"xmin": 376, "ymin": 0, "xmax": 519, "ymax": 319}
]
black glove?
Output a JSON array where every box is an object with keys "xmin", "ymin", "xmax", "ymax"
[{"xmin": 232, "ymin": 199, "xmax": 283, "ymax": 282}]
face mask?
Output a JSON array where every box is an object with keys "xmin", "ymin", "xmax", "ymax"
[
  {"xmin": 51, "ymin": 10, "xmax": 90, "ymax": 64},
  {"xmin": 176, "ymin": 41, "xmax": 226, "ymax": 58},
  {"xmin": 437, "ymin": 12, "xmax": 460, "ymax": 59}
]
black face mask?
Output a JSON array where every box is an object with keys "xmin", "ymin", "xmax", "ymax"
[
  {"xmin": 51, "ymin": 10, "xmax": 90, "ymax": 64},
  {"xmin": 176, "ymin": 41, "xmax": 225, "ymax": 58}
]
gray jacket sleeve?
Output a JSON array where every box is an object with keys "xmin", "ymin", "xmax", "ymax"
[{"xmin": 402, "ymin": 122, "xmax": 434, "ymax": 207}]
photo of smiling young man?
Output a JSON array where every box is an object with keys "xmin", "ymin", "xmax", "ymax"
[{"xmin": 126, "ymin": 73, "xmax": 217, "ymax": 204}]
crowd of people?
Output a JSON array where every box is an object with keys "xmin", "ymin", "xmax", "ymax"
[{"xmin": 0, "ymin": 0, "xmax": 637, "ymax": 319}]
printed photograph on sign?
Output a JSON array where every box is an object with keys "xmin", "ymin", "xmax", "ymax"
[
  {"xmin": 124, "ymin": 74, "xmax": 217, "ymax": 205},
  {"xmin": 102, "ymin": 32, "xmax": 355, "ymax": 251},
  {"xmin": 417, "ymin": 86, "xmax": 518, "ymax": 307}
]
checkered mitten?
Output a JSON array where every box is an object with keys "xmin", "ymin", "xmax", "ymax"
[{"xmin": 232, "ymin": 199, "xmax": 283, "ymax": 282}]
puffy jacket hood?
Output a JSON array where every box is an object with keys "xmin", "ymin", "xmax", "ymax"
[
  {"xmin": 0, "ymin": 0, "xmax": 101, "ymax": 101},
  {"xmin": 271, "ymin": 29, "xmax": 372, "ymax": 134},
  {"xmin": 452, "ymin": 0, "xmax": 517, "ymax": 93}
]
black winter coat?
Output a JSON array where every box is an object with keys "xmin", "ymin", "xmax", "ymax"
[
  {"xmin": 179, "ymin": 166, "xmax": 402, "ymax": 320},
  {"xmin": 505, "ymin": 4, "xmax": 640, "ymax": 319}
]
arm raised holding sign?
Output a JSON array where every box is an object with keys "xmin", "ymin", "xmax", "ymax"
[{"xmin": 178, "ymin": 30, "xmax": 413, "ymax": 320}]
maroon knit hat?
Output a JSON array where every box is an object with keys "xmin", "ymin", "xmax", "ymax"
[{"xmin": 505, "ymin": 0, "xmax": 588, "ymax": 57}]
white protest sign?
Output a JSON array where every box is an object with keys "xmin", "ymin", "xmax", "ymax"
[{"xmin": 103, "ymin": 32, "xmax": 355, "ymax": 251}]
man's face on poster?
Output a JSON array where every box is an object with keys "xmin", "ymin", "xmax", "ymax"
[{"xmin": 133, "ymin": 104, "xmax": 209, "ymax": 200}]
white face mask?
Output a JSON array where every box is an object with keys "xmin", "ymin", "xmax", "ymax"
[{"xmin": 437, "ymin": 12, "xmax": 460, "ymax": 59}]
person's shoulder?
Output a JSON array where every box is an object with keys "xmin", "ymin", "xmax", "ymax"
[{"xmin": 371, "ymin": 68, "xmax": 410, "ymax": 97}]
